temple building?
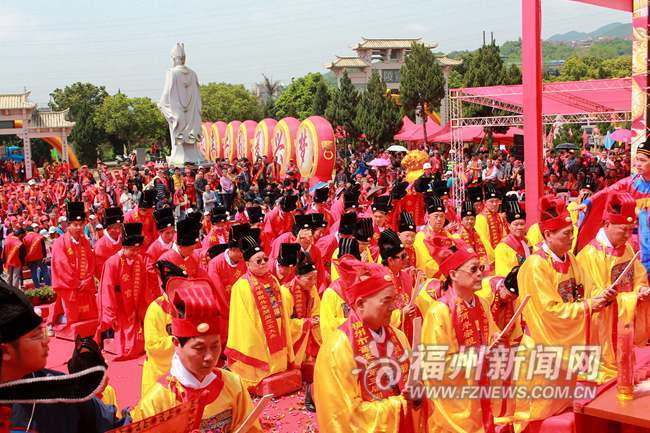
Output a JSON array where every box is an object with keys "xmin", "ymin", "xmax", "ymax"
[
  {"xmin": 0, "ymin": 91, "xmax": 76, "ymax": 177},
  {"xmin": 326, "ymin": 37, "xmax": 438, "ymax": 91}
]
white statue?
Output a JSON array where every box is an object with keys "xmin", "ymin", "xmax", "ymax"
[{"xmin": 158, "ymin": 42, "xmax": 204, "ymax": 165}]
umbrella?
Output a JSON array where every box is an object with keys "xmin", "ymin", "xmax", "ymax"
[
  {"xmin": 309, "ymin": 182, "xmax": 328, "ymax": 193},
  {"xmin": 611, "ymin": 128, "xmax": 633, "ymax": 144},
  {"xmin": 368, "ymin": 157, "xmax": 391, "ymax": 167},
  {"xmin": 386, "ymin": 144, "xmax": 408, "ymax": 153},
  {"xmin": 554, "ymin": 143, "xmax": 579, "ymax": 151}
]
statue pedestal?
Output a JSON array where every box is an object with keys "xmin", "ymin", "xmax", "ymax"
[{"xmin": 167, "ymin": 141, "xmax": 204, "ymax": 166}]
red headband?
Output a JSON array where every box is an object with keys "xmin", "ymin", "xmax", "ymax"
[{"xmin": 438, "ymin": 247, "xmax": 478, "ymax": 277}]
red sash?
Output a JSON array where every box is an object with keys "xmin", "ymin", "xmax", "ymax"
[
  {"xmin": 502, "ymin": 234, "xmax": 528, "ymax": 262},
  {"xmin": 482, "ymin": 210, "xmax": 505, "ymax": 248},
  {"xmin": 64, "ymin": 234, "xmax": 91, "ymax": 284},
  {"xmin": 339, "ymin": 310, "xmax": 409, "ymax": 401},
  {"xmin": 288, "ymin": 279, "xmax": 312, "ymax": 319},
  {"xmin": 171, "ymin": 371, "xmax": 225, "ymax": 418},
  {"xmin": 244, "ymin": 273, "xmax": 286, "ymax": 355},
  {"xmin": 119, "ymin": 254, "xmax": 145, "ymax": 320},
  {"xmin": 438, "ymin": 291, "xmax": 494, "ymax": 433},
  {"xmin": 460, "ymin": 227, "xmax": 487, "ymax": 263}
]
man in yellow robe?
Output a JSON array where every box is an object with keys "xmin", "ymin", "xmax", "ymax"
[
  {"xmin": 452, "ymin": 201, "xmax": 489, "ymax": 270},
  {"xmin": 421, "ymin": 245, "xmax": 502, "ymax": 433},
  {"xmin": 225, "ymin": 235, "xmax": 296, "ymax": 390},
  {"xmin": 515, "ymin": 196, "xmax": 615, "ymax": 432},
  {"xmin": 283, "ymin": 251, "xmax": 322, "ymax": 412},
  {"xmin": 494, "ymin": 198, "xmax": 530, "ymax": 277},
  {"xmin": 141, "ymin": 261, "xmax": 188, "ymax": 396},
  {"xmin": 320, "ymin": 238, "xmax": 360, "ymax": 345},
  {"xmin": 414, "ymin": 195, "xmax": 454, "ymax": 277},
  {"xmin": 474, "ymin": 184, "xmax": 507, "ymax": 266},
  {"xmin": 314, "ymin": 256, "xmax": 420, "ymax": 433},
  {"xmin": 576, "ymin": 191, "xmax": 650, "ymax": 383},
  {"xmin": 131, "ymin": 277, "xmax": 262, "ymax": 433}
]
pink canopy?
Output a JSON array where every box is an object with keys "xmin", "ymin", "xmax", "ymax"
[
  {"xmin": 458, "ymin": 78, "xmax": 631, "ymax": 116},
  {"xmin": 394, "ymin": 117, "xmax": 443, "ymax": 143},
  {"xmin": 430, "ymin": 125, "xmax": 524, "ymax": 145},
  {"xmin": 570, "ymin": 0, "xmax": 631, "ymax": 12},
  {"xmin": 395, "ymin": 116, "xmax": 415, "ymax": 136}
]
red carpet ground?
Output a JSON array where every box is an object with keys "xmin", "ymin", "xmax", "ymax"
[{"xmin": 46, "ymin": 337, "xmax": 318, "ymax": 432}]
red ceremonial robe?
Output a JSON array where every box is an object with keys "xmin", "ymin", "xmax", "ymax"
[
  {"xmin": 93, "ymin": 233, "xmax": 122, "ymax": 278},
  {"xmin": 125, "ymin": 208, "xmax": 157, "ymax": 249},
  {"xmin": 201, "ymin": 225, "xmax": 230, "ymax": 250},
  {"xmin": 49, "ymin": 232, "xmax": 98, "ymax": 329},
  {"xmin": 145, "ymin": 236, "xmax": 174, "ymax": 266},
  {"xmin": 262, "ymin": 207, "xmax": 293, "ymax": 254},
  {"xmin": 98, "ymin": 251, "xmax": 149, "ymax": 359},
  {"xmin": 207, "ymin": 250, "xmax": 247, "ymax": 343}
]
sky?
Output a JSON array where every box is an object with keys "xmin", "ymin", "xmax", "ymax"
[{"xmin": 0, "ymin": 0, "xmax": 631, "ymax": 106}]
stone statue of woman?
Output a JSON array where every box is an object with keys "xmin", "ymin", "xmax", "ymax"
[{"xmin": 158, "ymin": 42, "xmax": 203, "ymax": 165}]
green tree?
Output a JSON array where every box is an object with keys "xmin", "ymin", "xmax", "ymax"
[
  {"xmin": 312, "ymin": 80, "xmax": 330, "ymax": 116},
  {"xmin": 464, "ymin": 41, "xmax": 507, "ymax": 88},
  {"xmin": 399, "ymin": 42, "xmax": 445, "ymax": 144},
  {"xmin": 325, "ymin": 71, "xmax": 360, "ymax": 146},
  {"xmin": 273, "ymin": 73, "xmax": 330, "ymax": 120},
  {"xmin": 200, "ymin": 83, "xmax": 262, "ymax": 122},
  {"xmin": 49, "ymin": 82, "xmax": 108, "ymax": 166},
  {"xmin": 355, "ymin": 72, "xmax": 402, "ymax": 148},
  {"xmin": 94, "ymin": 93, "xmax": 168, "ymax": 155}
]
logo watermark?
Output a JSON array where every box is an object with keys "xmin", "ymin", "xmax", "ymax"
[{"xmin": 351, "ymin": 344, "xmax": 602, "ymax": 401}]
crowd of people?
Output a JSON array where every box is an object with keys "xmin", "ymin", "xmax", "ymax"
[{"xmin": 1, "ymin": 139, "xmax": 648, "ymax": 433}]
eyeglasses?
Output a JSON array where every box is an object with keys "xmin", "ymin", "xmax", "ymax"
[
  {"xmin": 457, "ymin": 264, "xmax": 485, "ymax": 275},
  {"xmin": 254, "ymin": 256, "xmax": 269, "ymax": 265}
]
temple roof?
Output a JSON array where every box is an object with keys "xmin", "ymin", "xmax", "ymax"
[
  {"xmin": 0, "ymin": 92, "xmax": 37, "ymax": 110},
  {"xmin": 30, "ymin": 109, "xmax": 75, "ymax": 129},
  {"xmin": 355, "ymin": 38, "xmax": 438, "ymax": 50},
  {"xmin": 327, "ymin": 56, "xmax": 371, "ymax": 69},
  {"xmin": 437, "ymin": 56, "xmax": 463, "ymax": 67}
]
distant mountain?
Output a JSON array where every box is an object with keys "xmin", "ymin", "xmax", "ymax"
[{"xmin": 548, "ymin": 22, "xmax": 630, "ymax": 42}]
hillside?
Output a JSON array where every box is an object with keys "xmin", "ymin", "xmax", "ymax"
[{"xmin": 548, "ymin": 22, "xmax": 630, "ymax": 42}]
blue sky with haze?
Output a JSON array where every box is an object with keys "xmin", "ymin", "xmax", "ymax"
[{"xmin": 1, "ymin": 0, "xmax": 630, "ymax": 105}]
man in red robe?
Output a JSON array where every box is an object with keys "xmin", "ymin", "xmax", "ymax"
[
  {"xmin": 270, "ymin": 243, "xmax": 299, "ymax": 285},
  {"xmin": 316, "ymin": 212, "xmax": 357, "ymax": 272},
  {"xmin": 201, "ymin": 206, "xmax": 231, "ymax": 250},
  {"xmin": 146, "ymin": 207, "xmax": 176, "ymax": 266},
  {"xmin": 50, "ymin": 202, "xmax": 98, "ymax": 331},
  {"xmin": 93, "ymin": 207, "xmax": 123, "ymax": 278},
  {"xmin": 306, "ymin": 187, "xmax": 334, "ymax": 234},
  {"xmin": 96, "ymin": 222, "xmax": 150, "ymax": 360},
  {"xmin": 262, "ymin": 194, "xmax": 298, "ymax": 253},
  {"xmin": 398, "ymin": 211, "xmax": 417, "ymax": 268},
  {"xmin": 124, "ymin": 188, "xmax": 157, "ymax": 249}
]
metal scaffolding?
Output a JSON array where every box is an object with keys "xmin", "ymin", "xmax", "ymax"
[{"xmin": 447, "ymin": 78, "xmax": 633, "ymax": 216}]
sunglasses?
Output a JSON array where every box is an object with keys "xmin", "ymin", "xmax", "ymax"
[
  {"xmin": 254, "ymin": 256, "xmax": 269, "ymax": 265},
  {"xmin": 395, "ymin": 252, "xmax": 408, "ymax": 260},
  {"xmin": 458, "ymin": 264, "xmax": 485, "ymax": 275}
]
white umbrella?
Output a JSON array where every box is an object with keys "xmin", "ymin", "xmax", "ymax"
[{"xmin": 386, "ymin": 144, "xmax": 408, "ymax": 153}]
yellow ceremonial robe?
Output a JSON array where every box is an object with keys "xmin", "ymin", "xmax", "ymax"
[
  {"xmin": 330, "ymin": 246, "xmax": 374, "ymax": 281},
  {"xmin": 314, "ymin": 326, "xmax": 413, "ymax": 433},
  {"xmin": 494, "ymin": 240, "xmax": 528, "ymax": 277},
  {"xmin": 421, "ymin": 294, "xmax": 500, "ymax": 433},
  {"xmin": 319, "ymin": 286, "xmax": 350, "ymax": 346},
  {"xmin": 413, "ymin": 230, "xmax": 448, "ymax": 278},
  {"xmin": 131, "ymin": 369, "xmax": 262, "ymax": 433},
  {"xmin": 414, "ymin": 278, "xmax": 442, "ymax": 317},
  {"xmin": 514, "ymin": 248, "xmax": 593, "ymax": 431},
  {"xmin": 226, "ymin": 275, "xmax": 295, "ymax": 389},
  {"xmin": 526, "ymin": 224, "xmax": 543, "ymax": 249},
  {"xmin": 474, "ymin": 212, "xmax": 507, "ymax": 265},
  {"xmin": 576, "ymin": 237, "xmax": 650, "ymax": 383},
  {"xmin": 100, "ymin": 384, "xmax": 120, "ymax": 417},
  {"xmin": 141, "ymin": 294, "xmax": 173, "ymax": 396},
  {"xmin": 283, "ymin": 282, "xmax": 322, "ymax": 366}
]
